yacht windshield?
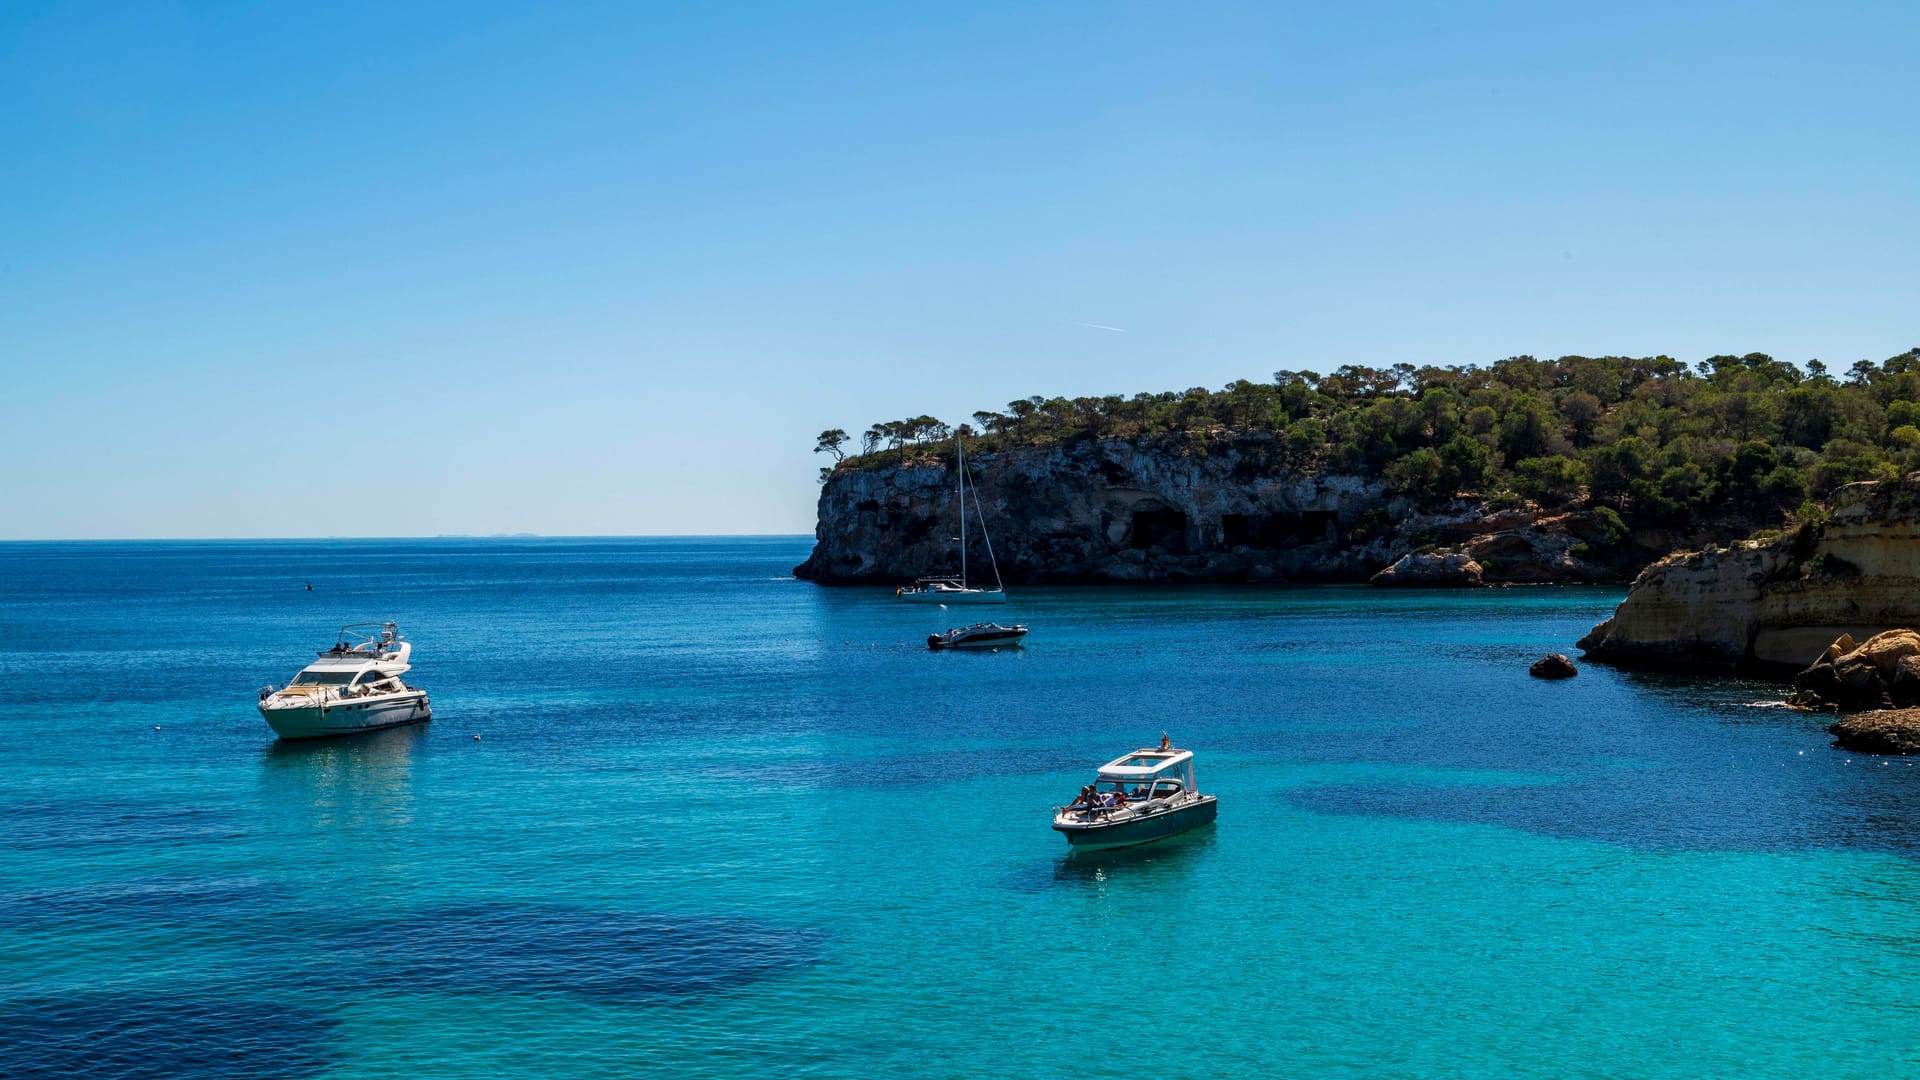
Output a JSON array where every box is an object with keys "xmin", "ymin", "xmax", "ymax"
[
  {"xmin": 1092, "ymin": 779, "xmax": 1181, "ymax": 800},
  {"xmin": 290, "ymin": 670, "xmax": 357, "ymax": 686}
]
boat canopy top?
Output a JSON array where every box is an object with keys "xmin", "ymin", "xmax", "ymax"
[
  {"xmin": 294, "ymin": 622, "xmax": 412, "ymax": 675},
  {"xmin": 1096, "ymin": 749, "xmax": 1193, "ymax": 781},
  {"xmin": 300, "ymin": 655, "xmax": 398, "ymax": 672}
]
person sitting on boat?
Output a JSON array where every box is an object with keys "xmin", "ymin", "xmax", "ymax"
[{"xmin": 1160, "ymin": 732, "xmax": 1172, "ymax": 751}]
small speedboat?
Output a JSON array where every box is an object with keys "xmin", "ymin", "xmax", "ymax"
[
  {"xmin": 257, "ymin": 622, "xmax": 431, "ymax": 739},
  {"xmin": 927, "ymin": 622, "xmax": 1028, "ymax": 650},
  {"xmin": 1052, "ymin": 739, "xmax": 1218, "ymax": 852}
]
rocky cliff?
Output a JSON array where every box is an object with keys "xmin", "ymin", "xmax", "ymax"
[
  {"xmin": 795, "ymin": 436, "xmax": 1635, "ymax": 585},
  {"xmin": 1578, "ymin": 475, "xmax": 1920, "ymax": 671}
]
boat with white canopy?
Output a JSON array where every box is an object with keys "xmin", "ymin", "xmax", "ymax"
[
  {"xmin": 1052, "ymin": 738, "xmax": 1217, "ymax": 851},
  {"xmin": 898, "ymin": 433, "xmax": 1006, "ymax": 604},
  {"xmin": 257, "ymin": 622, "xmax": 431, "ymax": 739}
]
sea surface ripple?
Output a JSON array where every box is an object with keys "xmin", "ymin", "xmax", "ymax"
[{"xmin": 3, "ymin": 537, "xmax": 1919, "ymax": 1077}]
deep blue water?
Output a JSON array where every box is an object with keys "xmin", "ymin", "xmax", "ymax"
[{"xmin": 4, "ymin": 537, "xmax": 1920, "ymax": 1077}]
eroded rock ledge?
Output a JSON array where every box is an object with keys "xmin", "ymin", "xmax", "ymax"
[
  {"xmin": 797, "ymin": 436, "xmax": 1665, "ymax": 585},
  {"xmin": 1579, "ymin": 475, "xmax": 1920, "ymax": 671},
  {"xmin": 1829, "ymin": 711, "xmax": 1920, "ymax": 755}
]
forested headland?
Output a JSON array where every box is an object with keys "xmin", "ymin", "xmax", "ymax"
[{"xmin": 816, "ymin": 350, "xmax": 1920, "ymax": 537}]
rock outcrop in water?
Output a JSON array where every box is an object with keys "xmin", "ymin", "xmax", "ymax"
[
  {"xmin": 1578, "ymin": 475, "xmax": 1920, "ymax": 671},
  {"xmin": 1371, "ymin": 551, "xmax": 1483, "ymax": 587},
  {"xmin": 1529, "ymin": 654, "xmax": 1578, "ymax": 679},
  {"xmin": 795, "ymin": 436, "xmax": 1640, "ymax": 585},
  {"xmin": 1789, "ymin": 630, "xmax": 1920, "ymax": 711},
  {"xmin": 1829, "ymin": 710, "xmax": 1920, "ymax": 755}
]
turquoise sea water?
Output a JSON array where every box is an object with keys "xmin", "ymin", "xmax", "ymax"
[{"xmin": 4, "ymin": 537, "xmax": 1920, "ymax": 1078}]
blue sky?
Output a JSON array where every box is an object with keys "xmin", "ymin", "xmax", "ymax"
[{"xmin": 3, "ymin": 1, "xmax": 1915, "ymax": 538}]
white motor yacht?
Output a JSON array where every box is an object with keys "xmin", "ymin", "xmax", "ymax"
[
  {"xmin": 257, "ymin": 622, "xmax": 431, "ymax": 739},
  {"xmin": 1052, "ymin": 738, "xmax": 1218, "ymax": 851}
]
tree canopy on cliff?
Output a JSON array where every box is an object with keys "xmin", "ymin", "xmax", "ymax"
[{"xmin": 832, "ymin": 349, "xmax": 1920, "ymax": 531}]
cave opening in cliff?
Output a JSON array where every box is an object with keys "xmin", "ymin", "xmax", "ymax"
[
  {"xmin": 1129, "ymin": 508, "xmax": 1189, "ymax": 552},
  {"xmin": 1219, "ymin": 511, "xmax": 1337, "ymax": 547}
]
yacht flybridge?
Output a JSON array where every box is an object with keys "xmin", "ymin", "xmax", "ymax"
[
  {"xmin": 898, "ymin": 433, "xmax": 1006, "ymax": 604},
  {"xmin": 257, "ymin": 622, "xmax": 431, "ymax": 739},
  {"xmin": 1052, "ymin": 739, "xmax": 1218, "ymax": 851}
]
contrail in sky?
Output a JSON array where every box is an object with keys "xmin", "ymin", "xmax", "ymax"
[{"xmin": 1078, "ymin": 322, "xmax": 1128, "ymax": 332}]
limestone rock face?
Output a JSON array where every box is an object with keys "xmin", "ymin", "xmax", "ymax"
[
  {"xmin": 1529, "ymin": 654, "xmax": 1578, "ymax": 679},
  {"xmin": 1829, "ymin": 709, "xmax": 1920, "ymax": 755},
  {"xmin": 1575, "ymin": 541, "xmax": 1790, "ymax": 669},
  {"xmin": 795, "ymin": 439, "xmax": 1385, "ymax": 584},
  {"xmin": 796, "ymin": 436, "xmax": 1632, "ymax": 586},
  {"xmin": 1579, "ymin": 475, "xmax": 1920, "ymax": 671},
  {"xmin": 1370, "ymin": 551, "xmax": 1483, "ymax": 587}
]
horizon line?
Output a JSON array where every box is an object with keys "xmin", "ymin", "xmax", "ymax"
[{"xmin": 0, "ymin": 533, "xmax": 816, "ymax": 543}]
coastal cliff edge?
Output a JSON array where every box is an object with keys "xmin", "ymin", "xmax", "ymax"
[
  {"xmin": 796, "ymin": 436, "xmax": 1677, "ymax": 586},
  {"xmin": 1578, "ymin": 474, "xmax": 1920, "ymax": 671}
]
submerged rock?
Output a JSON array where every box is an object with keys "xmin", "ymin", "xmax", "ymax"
[
  {"xmin": 1369, "ymin": 550, "xmax": 1483, "ymax": 587},
  {"xmin": 1529, "ymin": 654, "xmax": 1578, "ymax": 679},
  {"xmin": 1829, "ymin": 709, "xmax": 1920, "ymax": 755},
  {"xmin": 1789, "ymin": 629, "xmax": 1920, "ymax": 711}
]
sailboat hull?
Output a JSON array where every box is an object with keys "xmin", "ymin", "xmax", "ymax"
[
  {"xmin": 898, "ymin": 589, "xmax": 1006, "ymax": 604},
  {"xmin": 901, "ymin": 433, "xmax": 1010, "ymax": 602}
]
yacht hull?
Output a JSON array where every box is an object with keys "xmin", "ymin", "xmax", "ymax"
[
  {"xmin": 259, "ymin": 691, "xmax": 431, "ymax": 740},
  {"xmin": 929, "ymin": 629, "xmax": 1027, "ymax": 649},
  {"xmin": 1054, "ymin": 795, "xmax": 1217, "ymax": 852},
  {"xmin": 898, "ymin": 589, "xmax": 1006, "ymax": 604}
]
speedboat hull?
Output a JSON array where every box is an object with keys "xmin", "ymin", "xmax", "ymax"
[
  {"xmin": 899, "ymin": 589, "xmax": 1006, "ymax": 604},
  {"xmin": 1053, "ymin": 794, "xmax": 1217, "ymax": 852},
  {"xmin": 259, "ymin": 690, "xmax": 431, "ymax": 740},
  {"xmin": 928, "ymin": 625, "xmax": 1028, "ymax": 649}
]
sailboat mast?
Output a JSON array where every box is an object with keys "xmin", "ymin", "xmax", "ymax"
[{"xmin": 957, "ymin": 433, "xmax": 966, "ymax": 589}]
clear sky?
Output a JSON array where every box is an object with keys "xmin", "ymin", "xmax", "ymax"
[{"xmin": 3, "ymin": 1, "xmax": 1915, "ymax": 539}]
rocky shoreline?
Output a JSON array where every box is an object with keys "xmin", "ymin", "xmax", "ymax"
[
  {"xmin": 796, "ymin": 436, "xmax": 1711, "ymax": 587},
  {"xmin": 1577, "ymin": 475, "xmax": 1920, "ymax": 672}
]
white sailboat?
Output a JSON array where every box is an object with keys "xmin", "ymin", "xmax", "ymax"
[{"xmin": 897, "ymin": 433, "xmax": 1007, "ymax": 604}]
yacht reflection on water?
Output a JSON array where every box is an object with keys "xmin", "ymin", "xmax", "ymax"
[
  {"xmin": 1032, "ymin": 826, "xmax": 1218, "ymax": 893},
  {"xmin": 260, "ymin": 723, "xmax": 425, "ymax": 830},
  {"xmin": 263, "ymin": 720, "xmax": 427, "ymax": 764}
]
